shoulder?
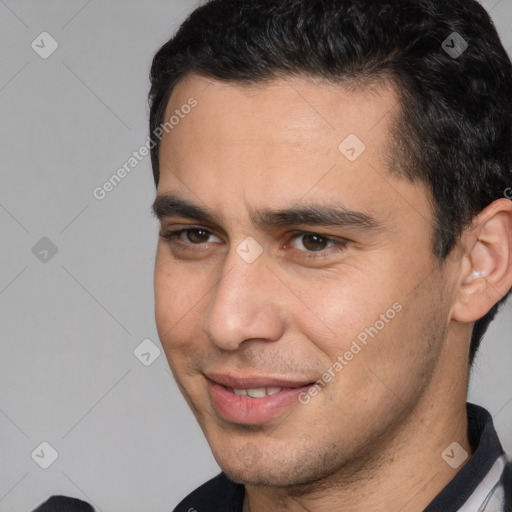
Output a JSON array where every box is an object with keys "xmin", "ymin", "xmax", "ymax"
[
  {"xmin": 172, "ymin": 472, "xmax": 245, "ymax": 512},
  {"xmin": 31, "ymin": 496, "xmax": 95, "ymax": 512}
]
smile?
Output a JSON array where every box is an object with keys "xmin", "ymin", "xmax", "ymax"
[
  {"xmin": 205, "ymin": 374, "xmax": 316, "ymax": 424},
  {"xmin": 229, "ymin": 387, "xmax": 282, "ymax": 397}
]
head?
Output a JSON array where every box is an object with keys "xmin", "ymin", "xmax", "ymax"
[{"xmin": 149, "ymin": 0, "xmax": 512, "ymax": 488}]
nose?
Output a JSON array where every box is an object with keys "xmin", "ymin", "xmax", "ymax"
[{"xmin": 202, "ymin": 245, "xmax": 286, "ymax": 351}]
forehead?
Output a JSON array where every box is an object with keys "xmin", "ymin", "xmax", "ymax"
[
  {"xmin": 162, "ymin": 73, "xmax": 399, "ymax": 150},
  {"xmin": 157, "ymin": 73, "xmax": 432, "ymax": 230}
]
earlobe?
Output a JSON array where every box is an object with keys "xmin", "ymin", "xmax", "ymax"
[{"xmin": 452, "ymin": 198, "xmax": 512, "ymax": 324}]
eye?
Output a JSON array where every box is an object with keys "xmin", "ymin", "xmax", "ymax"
[
  {"xmin": 289, "ymin": 232, "xmax": 335, "ymax": 251},
  {"xmin": 160, "ymin": 228, "xmax": 222, "ymax": 245},
  {"xmin": 288, "ymin": 231, "xmax": 349, "ymax": 257}
]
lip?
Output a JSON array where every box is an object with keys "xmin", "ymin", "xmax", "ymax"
[
  {"xmin": 205, "ymin": 373, "xmax": 316, "ymax": 425},
  {"xmin": 205, "ymin": 372, "xmax": 314, "ymax": 389}
]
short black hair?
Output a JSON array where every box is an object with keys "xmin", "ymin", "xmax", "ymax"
[{"xmin": 148, "ymin": 0, "xmax": 512, "ymax": 366}]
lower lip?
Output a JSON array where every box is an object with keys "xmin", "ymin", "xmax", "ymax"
[{"xmin": 207, "ymin": 379, "xmax": 313, "ymax": 425}]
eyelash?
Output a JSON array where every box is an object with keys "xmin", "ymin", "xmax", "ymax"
[{"xmin": 159, "ymin": 227, "xmax": 349, "ymax": 259}]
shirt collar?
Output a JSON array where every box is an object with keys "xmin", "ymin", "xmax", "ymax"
[{"xmin": 424, "ymin": 402, "xmax": 505, "ymax": 512}]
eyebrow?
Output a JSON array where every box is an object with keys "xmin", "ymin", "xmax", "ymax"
[{"xmin": 152, "ymin": 194, "xmax": 380, "ymax": 232}]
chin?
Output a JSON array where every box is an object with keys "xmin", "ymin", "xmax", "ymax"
[
  {"xmin": 213, "ymin": 442, "xmax": 342, "ymax": 488},
  {"xmin": 222, "ymin": 462, "xmax": 340, "ymax": 489},
  {"xmin": 222, "ymin": 464, "xmax": 302, "ymax": 487}
]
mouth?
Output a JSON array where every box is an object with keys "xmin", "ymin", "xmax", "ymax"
[
  {"xmin": 228, "ymin": 386, "xmax": 284, "ymax": 397},
  {"xmin": 205, "ymin": 372, "xmax": 316, "ymax": 425}
]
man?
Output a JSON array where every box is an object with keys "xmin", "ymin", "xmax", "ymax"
[
  {"xmin": 149, "ymin": 0, "xmax": 512, "ymax": 510},
  {"xmin": 33, "ymin": 0, "xmax": 512, "ymax": 510}
]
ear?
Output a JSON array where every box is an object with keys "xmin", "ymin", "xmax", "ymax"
[{"xmin": 452, "ymin": 198, "xmax": 512, "ymax": 323}]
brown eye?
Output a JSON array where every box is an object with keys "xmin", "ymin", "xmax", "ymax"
[
  {"xmin": 287, "ymin": 231, "xmax": 350, "ymax": 260},
  {"xmin": 290, "ymin": 233, "xmax": 333, "ymax": 252},
  {"xmin": 185, "ymin": 229, "xmax": 211, "ymax": 243},
  {"xmin": 160, "ymin": 228, "xmax": 221, "ymax": 245},
  {"xmin": 303, "ymin": 234, "xmax": 329, "ymax": 251}
]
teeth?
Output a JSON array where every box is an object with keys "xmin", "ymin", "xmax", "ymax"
[
  {"xmin": 230, "ymin": 386, "xmax": 283, "ymax": 397},
  {"xmin": 247, "ymin": 387, "xmax": 267, "ymax": 398}
]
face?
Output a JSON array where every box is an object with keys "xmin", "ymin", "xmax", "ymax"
[{"xmin": 153, "ymin": 74, "xmax": 460, "ymax": 486}]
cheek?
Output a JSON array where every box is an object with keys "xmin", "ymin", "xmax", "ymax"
[
  {"xmin": 292, "ymin": 263, "xmax": 435, "ymax": 396},
  {"xmin": 154, "ymin": 250, "xmax": 205, "ymax": 346},
  {"xmin": 293, "ymin": 271, "xmax": 398, "ymax": 358},
  {"xmin": 345, "ymin": 277, "xmax": 448, "ymax": 393}
]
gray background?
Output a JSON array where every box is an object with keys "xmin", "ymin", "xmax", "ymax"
[{"xmin": 0, "ymin": 1, "xmax": 511, "ymax": 511}]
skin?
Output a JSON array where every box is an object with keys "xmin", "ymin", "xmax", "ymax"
[{"xmin": 153, "ymin": 73, "xmax": 512, "ymax": 511}]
